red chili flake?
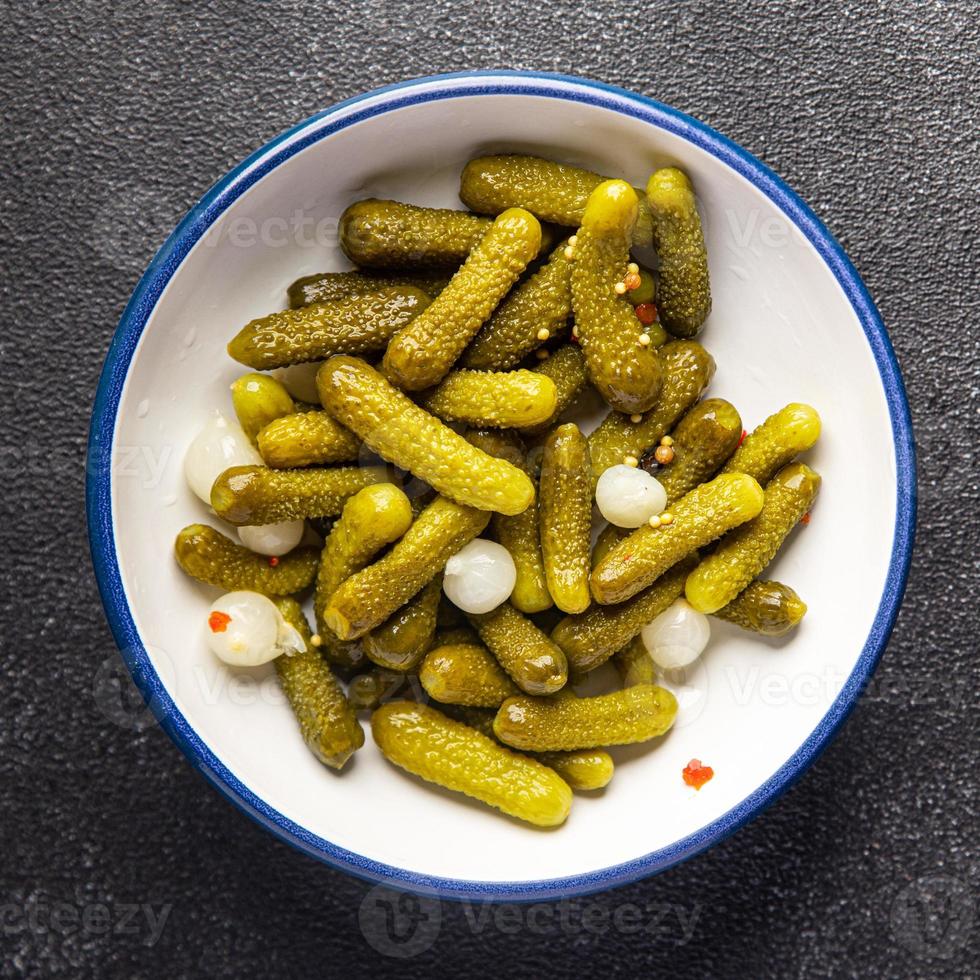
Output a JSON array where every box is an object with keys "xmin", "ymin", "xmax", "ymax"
[
  {"xmin": 682, "ymin": 759, "xmax": 714, "ymax": 790},
  {"xmin": 634, "ymin": 303, "xmax": 657, "ymax": 326},
  {"xmin": 208, "ymin": 611, "xmax": 232, "ymax": 633},
  {"xmin": 268, "ymin": 556, "xmax": 280, "ymax": 566},
  {"xmin": 570, "ymin": 332, "xmax": 580, "ymax": 344},
  {"xmin": 623, "ymin": 554, "xmax": 632, "ymax": 562},
  {"xmin": 800, "ymin": 512, "xmax": 811, "ymax": 526},
  {"xmin": 737, "ymin": 429, "xmax": 747, "ymax": 447}
]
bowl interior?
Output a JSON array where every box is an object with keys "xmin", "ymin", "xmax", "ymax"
[{"xmin": 104, "ymin": 80, "xmax": 900, "ymax": 890}]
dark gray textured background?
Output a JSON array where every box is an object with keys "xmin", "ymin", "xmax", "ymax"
[{"xmin": 1, "ymin": 1, "xmax": 978, "ymax": 976}]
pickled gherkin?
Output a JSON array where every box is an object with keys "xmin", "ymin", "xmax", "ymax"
[
  {"xmin": 317, "ymin": 356, "xmax": 534, "ymax": 515},
  {"xmin": 210, "ymin": 464, "xmax": 387, "ymax": 526},
  {"xmin": 571, "ymin": 180, "xmax": 663, "ymax": 414},
  {"xmin": 339, "ymin": 199, "xmax": 492, "ymax": 269},
  {"xmin": 722, "ymin": 403, "xmax": 821, "ymax": 485},
  {"xmin": 686, "ymin": 464, "xmax": 820, "ymax": 613},
  {"xmin": 646, "ymin": 168, "xmax": 711, "ymax": 337},
  {"xmin": 612, "ymin": 636, "xmax": 657, "ymax": 687},
  {"xmin": 419, "ymin": 641, "xmax": 520, "ymax": 707},
  {"xmin": 538, "ymin": 750, "xmax": 614, "ymax": 791},
  {"xmin": 174, "ymin": 524, "xmax": 318, "ymax": 595},
  {"xmin": 591, "ymin": 523, "xmax": 629, "ymax": 568},
  {"xmin": 273, "ymin": 598, "xmax": 363, "ymax": 768},
  {"xmin": 231, "ymin": 373, "xmax": 294, "ymax": 444},
  {"xmin": 227, "ymin": 287, "xmax": 430, "ymax": 370},
  {"xmin": 371, "ymin": 701, "xmax": 572, "ymax": 827},
  {"xmin": 520, "ymin": 345, "xmax": 588, "ymax": 436},
  {"xmin": 325, "ymin": 496, "xmax": 490, "ymax": 640},
  {"xmin": 468, "ymin": 602, "xmax": 568, "ymax": 696},
  {"xmin": 588, "ymin": 340, "xmax": 715, "ymax": 483},
  {"xmin": 417, "ymin": 369, "xmax": 558, "ymax": 429},
  {"xmin": 714, "ymin": 579, "xmax": 807, "ymax": 636},
  {"xmin": 461, "ymin": 241, "xmax": 572, "ymax": 370},
  {"xmin": 347, "ymin": 668, "xmax": 407, "ymax": 711},
  {"xmin": 653, "ymin": 398, "xmax": 743, "ymax": 503},
  {"xmin": 257, "ymin": 410, "xmax": 361, "ymax": 468},
  {"xmin": 494, "ymin": 684, "xmax": 678, "ymax": 751},
  {"xmin": 539, "ymin": 424, "xmax": 592, "ymax": 614},
  {"xmin": 591, "ymin": 472, "xmax": 764, "ymax": 604},
  {"xmin": 383, "ymin": 208, "xmax": 542, "ymax": 391},
  {"xmin": 363, "ymin": 576, "xmax": 442, "ymax": 672},
  {"xmin": 459, "ymin": 154, "xmax": 654, "ymax": 247},
  {"xmin": 288, "ymin": 269, "xmax": 452, "ymax": 308}
]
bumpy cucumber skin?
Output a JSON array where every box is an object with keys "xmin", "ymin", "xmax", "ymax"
[
  {"xmin": 646, "ymin": 168, "xmax": 712, "ymax": 337},
  {"xmin": 318, "ymin": 356, "xmax": 534, "ymax": 516},
  {"xmin": 231, "ymin": 373, "xmax": 295, "ymax": 444},
  {"xmin": 228, "ymin": 287, "xmax": 430, "ymax": 370},
  {"xmin": 539, "ymin": 424, "xmax": 593, "ymax": 615},
  {"xmin": 273, "ymin": 598, "xmax": 364, "ymax": 768},
  {"xmin": 591, "ymin": 523, "xmax": 629, "ymax": 568},
  {"xmin": 174, "ymin": 524, "xmax": 318, "ymax": 595},
  {"xmin": 288, "ymin": 270, "xmax": 451, "ymax": 308},
  {"xmin": 520, "ymin": 345, "xmax": 588, "ymax": 436},
  {"xmin": 339, "ymin": 199, "xmax": 492, "ymax": 269},
  {"xmin": 613, "ymin": 636, "xmax": 658, "ymax": 687},
  {"xmin": 313, "ymin": 483, "xmax": 414, "ymax": 668},
  {"xmin": 591, "ymin": 472, "xmax": 765, "ymax": 604},
  {"xmin": 714, "ymin": 579, "xmax": 808, "ymax": 636},
  {"xmin": 363, "ymin": 576, "xmax": 442, "ymax": 672},
  {"xmin": 257, "ymin": 410, "xmax": 361, "ymax": 468},
  {"xmin": 571, "ymin": 180, "xmax": 663, "ymax": 414},
  {"xmin": 686, "ymin": 463, "xmax": 820, "ymax": 613},
  {"xmin": 588, "ymin": 340, "xmax": 715, "ymax": 483},
  {"xmin": 419, "ymin": 642, "xmax": 520, "ymax": 707},
  {"xmin": 461, "ymin": 241, "xmax": 572, "ymax": 370},
  {"xmin": 347, "ymin": 668, "xmax": 407, "ymax": 711},
  {"xmin": 464, "ymin": 430, "xmax": 551, "ymax": 614},
  {"xmin": 552, "ymin": 557, "xmax": 694, "ymax": 674},
  {"xmin": 468, "ymin": 602, "xmax": 568, "ymax": 696},
  {"xmin": 372, "ymin": 700, "xmax": 572, "ymax": 827},
  {"xmin": 653, "ymin": 398, "xmax": 743, "ymax": 504},
  {"xmin": 459, "ymin": 155, "xmax": 654, "ymax": 247},
  {"xmin": 722, "ymin": 403, "xmax": 821, "ymax": 485},
  {"xmin": 325, "ymin": 496, "xmax": 490, "ymax": 641},
  {"xmin": 537, "ymin": 750, "xmax": 614, "ymax": 791},
  {"xmin": 494, "ymin": 684, "xmax": 678, "ymax": 751},
  {"xmin": 383, "ymin": 208, "xmax": 542, "ymax": 391},
  {"xmin": 210, "ymin": 464, "xmax": 387, "ymax": 526},
  {"xmin": 418, "ymin": 369, "xmax": 557, "ymax": 429}
]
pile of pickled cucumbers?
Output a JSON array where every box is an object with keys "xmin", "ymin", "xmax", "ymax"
[{"xmin": 177, "ymin": 154, "xmax": 821, "ymax": 828}]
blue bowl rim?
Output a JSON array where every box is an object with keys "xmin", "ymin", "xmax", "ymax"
[{"xmin": 86, "ymin": 70, "xmax": 917, "ymax": 903}]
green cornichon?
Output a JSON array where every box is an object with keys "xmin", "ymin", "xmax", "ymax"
[
  {"xmin": 686, "ymin": 463, "xmax": 820, "ymax": 613},
  {"xmin": 653, "ymin": 398, "xmax": 743, "ymax": 503},
  {"xmin": 210, "ymin": 464, "xmax": 387, "ymax": 525},
  {"xmin": 591, "ymin": 523, "xmax": 629, "ymax": 568},
  {"xmin": 464, "ymin": 430, "xmax": 551, "ymax": 614},
  {"xmin": 494, "ymin": 684, "xmax": 678, "ymax": 752},
  {"xmin": 538, "ymin": 750, "xmax": 615, "ymax": 791},
  {"xmin": 383, "ymin": 208, "xmax": 542, "ymax": 391},
  {"xmin": 339, "ymin": 200, "xmax": 492, "ymax": 269},
  {"xmin": 612, "ymin": 636, "xmax": 658, "ymax": 687},
  {"xmin": 646, "ymin": 168, "xmax": 712, "ymax": 337},
  {"xmin": 713, "ymin": 579, "xmax": 808, "ymax": 636},
  {"xmin": 722, "ymin": 403, "xmax": 821, "ymax": 485},
  {"xmin": 468, "ymin": 602, "xmax": 568, "ymax": 696},
  {"xmin": 519, "ymin": 345, "xmax": 588, "ymax": 436},
  {"xmin": 227, "ymin": 287, "xmax": 430, "ymax": 370},
  {"xmin": 231, "ymin": 373, "xmax": 295, "ymax": 444},
  {"xmin": 317, "ymin": 357, "xmax": 535, "ymax": 515},
  {"xmin": 539, "ymin": 423, "xmax": 592, "ymax": 615},
  {"xmin": 288, "ymin": 270, "xmax": 452, "ymax": 308},
  {"xmin": 174, "ymin": 524, "xmax": 318, "ymax": 595},
  {"xmin": 591, "ymin": 472, "xmax": 765, "ymax": 604},
  {"xmin": 418, "ymin": 369, "xmax": 558, "ymax": 429},
  {"xmin": 551, "ymin": 557, "xmax": 694, "ymax": 674},
  {"xmin": 363, "ymin": 576, "xmax": 442, "ymax": 672},
  {"xmin": 571, "ymin": 180, "xmax": 663, "ymax": 414},
  {"xmin": 459, "ymin": 155, "xmax": 654, "ymax": 247},
  {"xmin": 325, "ymin": 496, "xmax": 490, "ymax": 640},
  {"xmin": 461, "ymin": 241, "xmax": 572, "ymax": 370},
  {"xmin": 347, "ymin": 668, "xmax": 407, "ymax": 711},
  {"xmin": 419, "ymin": 642, "xmax": 520, "ymax": 707},
  {"xmin": 257, "ymin": 410, "xmax": 362, "ymax": 468},
  {"xmin": 588, "ymin": 340, "xmax": 715, "ymax": 483},
  {"xmin": 273, "ymin": 598, "xmax": 364, "ymax": 769},
  {"xmin": 627, "ymin": 268, "xmax": 656, "ymax": 306}
]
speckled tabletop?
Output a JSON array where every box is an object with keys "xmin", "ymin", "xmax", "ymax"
[{"xmin": 2, "ymin": 2, "xmax": 978, "ymax": 977}]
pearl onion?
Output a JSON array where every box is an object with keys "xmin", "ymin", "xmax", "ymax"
[
  {"xmin": 205, "ymin": 591, "xmax": 304, "ymax": 667},
  {"xmin": 238, "ymin": 520, "xmax": 305, "ymax": 556},
  {"xmin": 184, "ymin": 412, "xmax": 262, "ymax": 504},
  {"xmin": 641, "ymin": 599, "xmax": 710, "ymax": 669},
  {"xmin": 272, "ymin": 362, "xmax": 322, "ymax": 404},
  {"xmin": 442, "ymin": 539, "xmax": 516, "ymax": 614},
  {"xmin": 595, "ymin": 464, "xmax": 667, "ymax": 528}
]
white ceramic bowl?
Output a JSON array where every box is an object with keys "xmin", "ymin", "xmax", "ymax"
[{"xmin": 87, "ymin": 72, "xmax": 915, "ymax": 901}]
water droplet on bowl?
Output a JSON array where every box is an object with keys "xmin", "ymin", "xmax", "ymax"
[{"xmin": 136, "ymin": 399, "xmax": 150, "ymax": 418}]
